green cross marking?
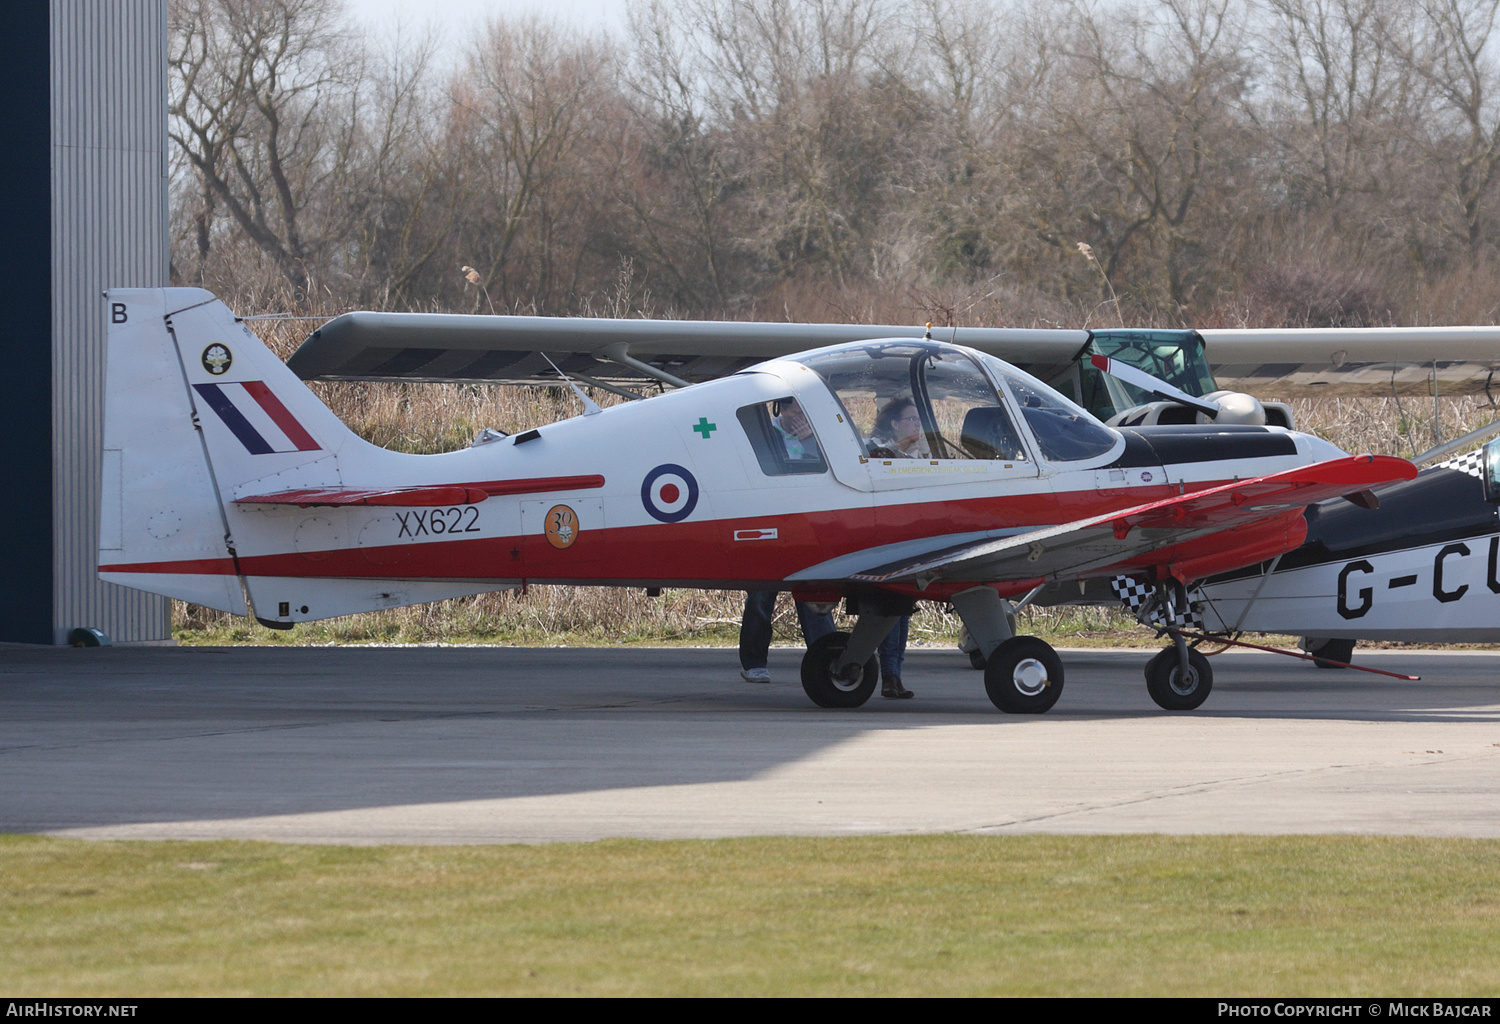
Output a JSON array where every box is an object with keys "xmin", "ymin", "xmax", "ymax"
[{"xmin": 693, "ymin": 417, "xmax": 717, "ymax": 439}]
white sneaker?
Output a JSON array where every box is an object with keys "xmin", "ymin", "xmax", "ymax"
[{"xmin": 740, "ymin": 667, "xmax": 771, "ymax": 683}]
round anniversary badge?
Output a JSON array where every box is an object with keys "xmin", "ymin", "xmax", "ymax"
[
  {"xmin": 640, "ymin": 464, "xmax": 699, "ymax": 523},
  {"xmin": 544, "ymin": 504, "xmax": 579, "ymax": 549}
]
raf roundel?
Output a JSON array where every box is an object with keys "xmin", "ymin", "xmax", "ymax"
[
  {"xmin": 202, "ymin": 343, "xmax": 233, "ymax": 375},
  {"xmin": 641, "ymin": 464, "xmax": 699, "ymax": 523}
]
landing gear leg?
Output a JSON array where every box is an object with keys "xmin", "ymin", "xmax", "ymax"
[
  {"xmin": 951, "ymin": 586, "xmax": 1016, "ymax": 672},
  {"xmin": 1129, "ymin": 578, "xmax": 1215, "ymax": 711}
]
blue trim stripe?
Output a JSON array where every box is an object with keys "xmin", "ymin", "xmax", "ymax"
[{"xmin": 194, "ymin": 383, "xmax": 273, "ymax": 454}]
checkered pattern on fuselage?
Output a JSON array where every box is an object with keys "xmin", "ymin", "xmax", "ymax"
[{"xmin": 1110, "ymin": 575, "xmax": 1206, "ymax": 630}]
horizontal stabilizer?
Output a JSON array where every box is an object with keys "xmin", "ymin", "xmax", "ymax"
[{"xmin": 234, "ymin": 474, "xmax": 606, "ymax": 507}]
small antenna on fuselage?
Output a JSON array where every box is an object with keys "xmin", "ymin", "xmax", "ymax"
[{"xmin": 540, "ymin": 352, "xmax": 603, "ymax": 416}]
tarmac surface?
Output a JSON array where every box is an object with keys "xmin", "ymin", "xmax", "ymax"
[{"xmin": 2, "ymin": 643, "xmax": 1498, "ymax": 844}]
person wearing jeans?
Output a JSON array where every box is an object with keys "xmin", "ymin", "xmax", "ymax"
[
  {"xmin": 877, "ymin": 615, "xmax": 913, "ymax": 699},
  {"xmin": 738, "ymin": 591, "xmax": 835, "ymax": 682}
]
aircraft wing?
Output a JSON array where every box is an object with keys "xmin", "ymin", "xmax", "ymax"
[
  {"xmin": 286, "ymin": 312, "xmax": 1086, "ymax": 389},
  {"xmin": 807, "ymin": 455, "xmax": 1416, "ymax": 587},
  {"xmin": 286, "ymin": 312, "xmax": 1500, "ymax": 398},
  {"xmin": 1200, "ymin": 326, "xmax": 1500, "ymax": 397}
]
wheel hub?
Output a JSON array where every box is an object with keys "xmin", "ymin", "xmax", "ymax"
[
  {"xmin": 1012, "ymin": 658, "xmax": 1050, "ymax": 696},
  {"xmin": 829, "ymin": 661, "xmax": 863, "ymax": 691},
  {"xmin": 1169, "ymin": 666, "xmax": 1199, "ymax": 696}
]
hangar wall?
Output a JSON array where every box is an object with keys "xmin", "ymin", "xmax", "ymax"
[
  {"xmin": 2, "ymin": 3, "xmax": 55, "ymax": 645},
  {"xmin": 39, "ymin": 0, "xmax": 170, "ymax": 644}
]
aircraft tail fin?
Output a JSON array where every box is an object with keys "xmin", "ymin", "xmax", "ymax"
[
  {"xmin": 100, "ymin": 288, "xmax": 504, "ymax": 626},
  {"xmin": 98, "ymin": 288, "xmax": 361, "ymax": 614}
]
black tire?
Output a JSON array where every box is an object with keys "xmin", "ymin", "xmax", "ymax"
[
  {"xmin": 983, "ymin": 636, "xmax": 1064, "ymax": 714},
  {"xmin": 1145, "ymin": 646, "xmax": 1214, "ymax": 710},
  {"xmin": 1306, "ymin": 637, "xmax": 1355, "ymax": 669},
  {"xmin": 800, "ymin": 631, "xmax": 879, "ymax": 708},
  {"xmin": 968, "ymin": 649, "xmax": 987, "ymax": 671}
]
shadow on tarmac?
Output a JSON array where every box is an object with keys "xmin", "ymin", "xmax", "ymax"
[{"xmin": 1, "ymin": 644, "xmax": 1495, "ymax": 832}]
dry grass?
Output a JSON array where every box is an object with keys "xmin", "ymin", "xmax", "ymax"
[{"xmin": 1287, "ymin": 393, "xmax": 1498, "ymax": 461}]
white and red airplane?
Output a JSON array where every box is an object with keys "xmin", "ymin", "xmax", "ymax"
[
  {"xmin": 283, "ymin": 298, "xmax": 1500, "ymax": 665},
  {"xmin": 99, "ymin": 288, "xmax": 1416, "ymax": 713}
]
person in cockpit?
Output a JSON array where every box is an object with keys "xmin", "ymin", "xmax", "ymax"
[
  {"xmin": 867, "ymin": 397, "xmax": 930, "ymax": 460},
  {"xmin": 771, "ymin": 398, "xmax": 821, "ymax": 460}
]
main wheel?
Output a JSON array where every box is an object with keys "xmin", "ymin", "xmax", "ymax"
[
  {"xmin": 968, "ymin": 649, "xmax": 987, "ymax": 671},
  {"xmin": 800, "ymin": 631, "xmax": 879, "ymax": 708},
  {"xmin": 1305, "ymin": 637, "xmax": 1355, "ymax": 669},
  {"xmin": 984, "ymin": 636, "xmax": 1064, "ymax": 714},
  {"xmin": 1145, "ymin": 646, "xmax": 1213, "ymax": 710}
]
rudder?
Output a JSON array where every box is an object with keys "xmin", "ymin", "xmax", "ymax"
[{"xmin": 99, "ymin": 288, "xmax": 246, "ymax": 612}]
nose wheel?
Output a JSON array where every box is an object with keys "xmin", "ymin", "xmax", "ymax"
[
  {"xmin": 984, "ymin": 636, "xmax": 1064, "ymax": 713},
  {"xmin": 800, "ymin": 631, "xmax": 880, "ymax": 708},
  {"xmin": 1145, "ymin": 644, "xmax": 1213, "ymax": 710}
]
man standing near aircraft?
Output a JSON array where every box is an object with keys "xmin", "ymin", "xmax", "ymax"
[
  {"xmin": 865, "ymin": 398, "xmax": 923, "ymax": 698},
  {"xmin": 740, "ymin": 398, "xmax": 835, "ymax": 682},
  {"xmin": 738, "ymin": 593, "xmax": 836, "ymax": 683}
]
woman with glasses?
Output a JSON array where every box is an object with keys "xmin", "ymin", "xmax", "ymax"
[{"xmin": 868, "ymin": 397, "xmax": 930, "ymax": 460}]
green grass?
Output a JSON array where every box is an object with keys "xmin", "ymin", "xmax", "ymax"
[{"xmin": 5, "ymin": 834, "xmax": 1500, "ymax": 996}]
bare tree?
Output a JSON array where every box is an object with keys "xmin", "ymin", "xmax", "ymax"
[
  {"xmin": 343, "ymin": 24, "xmax": 449, "ymax": 306},
  {"xmin": 448, "ymin": 18, "xmax": 620, "ymax": 309},
  {"xmin": 1040, "ymin": 0, "xmax": 1256, "ymax": 312},
  {"xmin": 1261, "ymin": 0, "xmax": 1418, "ymax": 215},
  {"xmin": 170, "ymin": 0, "xmax": 365, "ymax": 295},
  {"xmin": 1396, "ymin": 0, "xmax": 1500, "ymax": 261}
]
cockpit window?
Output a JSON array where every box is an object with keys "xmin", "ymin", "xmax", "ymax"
[
  {"xmin": 924, "ymin": 351, "xmax": 1027, "ymax": 460},
  {"xmin": 1079, "ymin": 330, "xmax": 1215, "ymax": 419},
  {"xmin": 737, "ymin": 398, "xmax": 827, "ymax": 476},
  {"xmin": 797, "ymin": 342, "xmax": 1027, "ymax": 462}
]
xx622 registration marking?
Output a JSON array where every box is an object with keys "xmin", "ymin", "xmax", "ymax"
[{"xmin": 395, "ymin": 507, "xmax": 480, "ymax": 538}]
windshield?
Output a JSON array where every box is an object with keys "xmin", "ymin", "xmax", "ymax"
[
  {"xmin": 973, "ymin": 354, "xmax": 1122, "ymax": 462},
  {"xmin": 796, "ymin": 342, "xmax": 1026, "ymax": 461},
  {"xmin": 790, "ymin": 341, "xmax": 1119, "ymax": 464},
  {"xmin": 1078, "ymin": 330, "xmax": 1216, "ymax": 419}
]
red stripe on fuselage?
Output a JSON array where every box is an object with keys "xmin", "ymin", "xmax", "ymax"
[
  {"xmin": 100, "ymin": 556, "xmax": 239, "ymax": 575},
  {"xmin": 100, "ymin": 485, "xmax": 1186, "ymax": 584}
]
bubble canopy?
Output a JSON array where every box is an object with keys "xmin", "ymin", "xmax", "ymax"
[{"xmin": 784, "ymin": 340, "xmax": 1121, "ymax": 464}]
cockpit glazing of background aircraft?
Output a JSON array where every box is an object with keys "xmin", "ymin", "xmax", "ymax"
[{"xmin": 99, "ymin": 289, "xmax": 1415, "ymax": 715}]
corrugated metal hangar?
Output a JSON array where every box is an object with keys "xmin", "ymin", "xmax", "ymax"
[{"xmin": 2, "ymin": 1, "xmax": 170, "ymax": 644}]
